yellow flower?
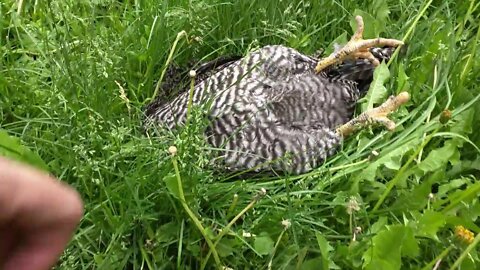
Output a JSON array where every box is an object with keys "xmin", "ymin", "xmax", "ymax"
[{"xmin": 454, "ymin": 225, "xmax": 475, "ymax": 244}]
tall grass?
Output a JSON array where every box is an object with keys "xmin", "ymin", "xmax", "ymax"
[{"xmin": 1, "ymin": 0, "xmax": 480, "ymax": 269}]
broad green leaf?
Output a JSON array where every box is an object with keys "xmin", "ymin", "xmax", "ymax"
[
  {"xmin": 350, "ymin": 10, "xmax": 377, "ymax": 39},
  {"xmin": 156, "ymin": 222, "xmax": 178, "ymax": 243},
  {"xmin": 0, "ymin": 129, "xmax": 48, "ymax": 171},
  {"xmin": 460, "ymin": 257, "xmax": 477, "ymax": 270},
  {"xmin": 163, "ymin": 173, "xmax": 180, "ymax": 199},
  {"xmin": 400, "ymin": 226, "xmax": 419, "ymax": 258},
  {"xmin": 300, "ymin": 258, "xmax": 325, "ymax": 270},
  {"xmin": 93, "ymin": 254, "xmax": 104, "ymax": 266},
  {"xmin": 315, "ymin": 232, "xmax": 333, "ymax": 269},
  {"xmin": 216, "ymin": 238, "xmax": 237, "ymax": 257},
  {"xmin": 325, "ymin": 32, "xmax": 348, "ymax": 55},
  {"xmin": 383, "ymin": 154, "xmax": 402, "ymax": 170},
  {"xmin": 363, "ymin": 225, "xmax": 419, "ymax": 270},
  {"xmin": 414, "ymin": 210, "xmax": 446, "ymax": 240},
  {"xmin": 417, "ymin": 140, "xmax": 458, "ymax": 173},
  {"xmin": 369, "ymin": 216, "xmax": 388, "ymax": 234},
  {"xmin": 254, "ymin": 233, "xmax": 274, "ymax": 256},
  {"xmin": 361, "ymin": 62, "xmax": 390, "ymax": 112},
  {"xmin": 187, "ymin": 243, "xmax": 201, "ymax": 257}
]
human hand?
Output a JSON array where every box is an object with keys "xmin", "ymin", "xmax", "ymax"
[{"xmin": 0, "ymin": 157, "xmax": 83, "ymax": 270}]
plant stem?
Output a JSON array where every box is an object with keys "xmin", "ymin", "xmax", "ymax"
[
  {"xmin": 150, "ymin": 30, "xmax": 189, "ymax": 102},
  {"xmin": 201, "ymin": 192, "xmax": 264, "ymax": 270},
  {"xmin": 450, "ymin": 233, "xmax": 480, "ymax": 269},
  {"xmin": 171, "ymin": 154, "xmax": 222, "ymax": 267},
  {"xmin": 421, "ymin": 245, "xmax": 453, "ymax": 270},
  {"xmin": 268, "ymin": 230, "xmax": 286, "ymax": 270},
  {"xmin": 387, "ymin": 0, "xmax": 433, "ymax": 66}
]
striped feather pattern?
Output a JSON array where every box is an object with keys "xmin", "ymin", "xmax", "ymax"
[{"xmin": 145, "ymin": 45, "xmax": 393, "ymax": 174}]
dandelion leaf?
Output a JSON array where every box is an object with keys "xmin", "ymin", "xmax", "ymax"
[{"xmin": 0, "ymin": 129, "xmax": 48, "ymax": 171}]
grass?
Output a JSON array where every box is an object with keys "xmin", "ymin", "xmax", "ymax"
[{"xmin": 1, "ymin": 0, "xmax": 480, "ymax": 269}]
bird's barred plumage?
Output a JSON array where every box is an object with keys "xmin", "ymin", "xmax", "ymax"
[{"xmin": 145, "ymin": 45, "xmax": 395, "ymax": 174}]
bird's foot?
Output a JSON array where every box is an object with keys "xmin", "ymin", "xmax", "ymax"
[
  {"xmin": 336, "ymin": 92, "xmax": 410, "ymax": 137},
  {"xmin": 315, "ymin": 16, "xmax": 404, "ymax": 73}
]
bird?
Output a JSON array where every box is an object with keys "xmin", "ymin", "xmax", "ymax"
[{"xmin": 144, "ymin": 16, "xmax": 409, "ymax": 175}]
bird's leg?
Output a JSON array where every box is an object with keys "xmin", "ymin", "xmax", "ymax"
[
  {"xmin": 315, "ymin": 16, "xmax": 404, "ymax": 73},
  {"xmin": 336, "ymin": 92, "xmax": 410, "ymax": 137}
]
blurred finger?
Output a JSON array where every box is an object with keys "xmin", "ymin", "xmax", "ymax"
[{"xmin": 0, "ymin": 157, "xmax": 84, "ymax": 270}]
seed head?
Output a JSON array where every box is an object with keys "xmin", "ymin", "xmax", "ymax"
[
  {"xmin": 346, "ymin": 196, "xmax": 361, "ymax": 215},
  {"xmin": 168, "ymin": 145, "xmax": 177, "ymax": 156},
  {"xmin": 440, "ymin": 110, "xmax": 452, "ymax": 124}
]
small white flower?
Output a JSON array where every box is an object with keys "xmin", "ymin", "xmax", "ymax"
[
  {"xmin": 193, "ymin": 36, "xmax": 202, "ymax": 43},
  {"xmin": 242, "ymin": 231, "xmax": 253, "ymax": 238},
  {"xmin": 281, "ymin": 219, "xmax": 291, "ymax": 230},
  {"xmin": 189, "ymin": 70, "xmax": 197, "ymax": 78}
]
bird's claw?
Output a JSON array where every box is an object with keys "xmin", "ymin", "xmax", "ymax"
[
  {"xmin": 315, "ymin": 16, "xmax": 404, "ymax": 73},
  {"xmin": 336, "ymin": 92, "xmax": 410, "ymax": 137}
]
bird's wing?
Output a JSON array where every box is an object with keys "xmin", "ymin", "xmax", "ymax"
[{"xmin": 194, "ymin": 55, "xmax": 243, "ymax": 82}]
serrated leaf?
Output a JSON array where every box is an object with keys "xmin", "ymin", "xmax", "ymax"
[
  {"xmin": 363, "ymin": 225, "xmax": 419, "ymax": 270},
  {"xmin": 163, "ymin": 172, "xmax": 180, "ymax": 199},
  {"xmin": 361, "ymin": 62, "xmax": 390, "ymax": 112},
  {"xmin": 441, "ymin": 181, "xmax": 480, "ymax": 214},
  {"xmin": 448, "ymin": 155, "xmax": 480, "ymax": 176},
  {"xmin": 418, "ymin": 140, "xmax": 457, "ymax": 173},
  {"xmin": 0, "ymin": 129, "xmax": 48, "ymax": 171},
  {"xmin": 393, "ymin": 170, "xmax": 444, "ymax": 210},
  {"xmin": 254, "ymin": 233, "xmax": 274, "ymax": 256},
  {"xmin": 415, "ymin": 210, "xmax": 446, "ymax": 240},
  {"xmin": 437, "ymin": 178, "xmax": 471, "ymax": 198},
  {"xmin": 369, "ymin": 216, "xmax": 388, "ymax": 234}
]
